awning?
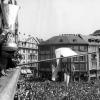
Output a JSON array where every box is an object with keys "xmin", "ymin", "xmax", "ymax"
[{"xmin": 21, "ymin": 69, "xmax": 32, "ymax": 74}]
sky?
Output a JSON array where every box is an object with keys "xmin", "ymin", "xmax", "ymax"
[{"xmin": 17, "ymin": 0, "xmax": 100, "ymax": 40}]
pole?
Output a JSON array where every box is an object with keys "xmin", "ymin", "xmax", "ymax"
[{"xmin": 17, "ymin": 51, "xmax": 98, "ymax": 66}]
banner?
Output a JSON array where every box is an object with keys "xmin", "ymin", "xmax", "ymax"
[{"xmin": 52, "ymin": 47, "xmax": 78, "ymax": 81}]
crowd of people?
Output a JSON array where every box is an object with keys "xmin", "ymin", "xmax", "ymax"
[{"xmin": 14, "ymin": 74, "xmax": 100, "ymax": 100}]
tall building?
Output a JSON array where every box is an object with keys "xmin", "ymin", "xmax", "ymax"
[
  {"xmin": 82, "ymin": 34, "xmax": 100, "ymax": 80},
  {"xmin": 18, "ymin": 36, "xmax": 39, "ymax": 68}
]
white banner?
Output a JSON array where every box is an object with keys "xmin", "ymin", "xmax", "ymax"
[
  {"xmin": 52, "ymin": 47, "xmax": 78, "ymax": 81},
  {"xmin": 55, "ymin": 47, "xmax": 78, "ymax": 58}
]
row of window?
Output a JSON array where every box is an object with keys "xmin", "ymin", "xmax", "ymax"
[
  {"xmin": 88, "ymin": 39, "xmax": 100, "ymax": 43},
  {"xmin": 61, "ymin": 63, "xmax": 87, "ymax": 71},
  {"xmin": 21, "ymin": 49, "xmax": 38, "ymax": 54},
  {"xmin": 74, "ymin": 63, "xmax": 87, "ymax": 71},
  {"xmin": 73, "ymin": 56, "xmax": 86, "ymax": 61},
  {"xmin": 18, "ymin": 42, "xmax": 37, "ymax": 48},
  {"xmin": 22, "ymin": 55, "xmax": 38, "ymax": 60},
  {"xmin": 71, "ymin": 46, "xmax": 87, "ymax": 52},
  {"xmin": 62, "ymin": 56, "xmax": 86, "ymax": 62}
]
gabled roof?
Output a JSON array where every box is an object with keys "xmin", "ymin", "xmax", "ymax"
[
  {"xmin": 25, "ymin": 37, "xmax": 39, "ymax": 44},
  {"xmin": 39, "ymin": 34, "xmax": 88, "ymax": 45}
]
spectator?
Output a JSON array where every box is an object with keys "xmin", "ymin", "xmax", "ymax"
[{"xmin": 15, "ymin": 74, "xmax": 100, "ymax": 100}]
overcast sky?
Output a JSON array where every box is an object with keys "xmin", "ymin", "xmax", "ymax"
[{"xmin": 17, "ymin": 0, "xmax": 100, "ymax": 40}]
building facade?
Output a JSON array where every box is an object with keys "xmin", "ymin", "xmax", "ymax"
[
  {"xmin": 38, "ymin": 34, "xmax": 89, "ymax": 81},
  {"xmin": 18, "ymin": 36, "xmax": 39, "ymax": 68},
  {"xmin": 82, "ymin": 35, "xmax": 100, "ymax": 80}
]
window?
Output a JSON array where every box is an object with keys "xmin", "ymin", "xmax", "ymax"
[
  {"xmin": 73, "ymin": 46, "xmax": 79, "ymax": 51},
  {"xmin": 79, "ymin": 56, "xmax": 86, "ymax": 61},
  {"xmin": 28, "ymin": 50, "xmax": 30, "ymax": 53},
  {"xmin": 22, "ymin": 42, "xmax": 24, "ymax": 46},
  {"xmin": 91, "ymin": 53, "xmax": 96, "ymax": 60},
  {"xmin": 34, "ymin": 56, "xmax": 37, "ymax": 60},
  {"xmin": 40, "ymin": 50, "xmax": 50, "ymax": 55},
  {"xmin": 73, "ymin": 39, "xmax": 77, "ymax": 42},
  {"xmin": 74, "ymin": 63, "xmax": 86, "ymax": 71},
  {"xmin": 91, "ymin": 61, "xmax": 97, "ymax": 69},
  {"xmin": 35, "ymin": 51, "xmax": 38, "ymax": 54},
  {"xmin": 40, "ymin": 51, "xmax": 45, "ymax": 54},
  {"xmin": 18, "ymin": 42, "xmax": 22, "ymax": 47},
  {"xmin": 32, "ymin": 44, "xmax": 36, "ymax": 48},
  {"xmin": 23, "ymin": 55, "xmax": 25, "ymax": 60},
  {"xmin": 24, "ymin": 42, "xmax": 26, "ymax": 46},
  {"xmin": 80, "ymin": 46, "xmax": 87, "ymax": 52},
  {"xmin": 23, "ymin": 49, "xmax": 25, "ymax": 53},
  {"xmin": 73, "ymin": 57, "xmax": 79, "ymax": 61},
  {"xmin": 74, "ymin": 63, "xmax": 79, "ymax": 70},
  {"xmin": 80, "ymin": 63, "xmax": 86, "ymax": 71},
  {"xmin": 88, "ymin": 39, "xmax": 91, "ymax": 42},
  {"xmin": 28, "ymin": 43, "xmax": 30, "ymax": 48},
  {"xmin": 28, "ymin": 55, "xmax": 30, "ymax": 59}
]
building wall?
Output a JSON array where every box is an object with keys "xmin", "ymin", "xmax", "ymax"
[
  {"xmin": 88, "ymin": 44, "xmax": 100, "ymax": 79},
  {"xmin": 88, "ymin": 46, "xmax": 98, "ymax": 70},
  {"xmin": 38, "ymin": 34, "xmax": 89, "ymax": 80},
  {"xmin": 82, "ymin": 35, "xmax": 100, "ymax": 79},
  {"xmin": 18, "ymin": 37, "xmax": 39, "ymax": 68},
  {"xmin": 38, "ymin": 44, "xmax": 88, "ymax": 71}
]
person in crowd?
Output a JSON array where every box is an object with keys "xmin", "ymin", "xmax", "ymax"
[{"xmin": 15, "ymin": 76, "xmax": 100, "ymax": 100}]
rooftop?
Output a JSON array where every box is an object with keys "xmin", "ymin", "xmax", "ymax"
[{"xmin": 39, "ymin": 34, "xmax": 88, "ymax": 45}]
